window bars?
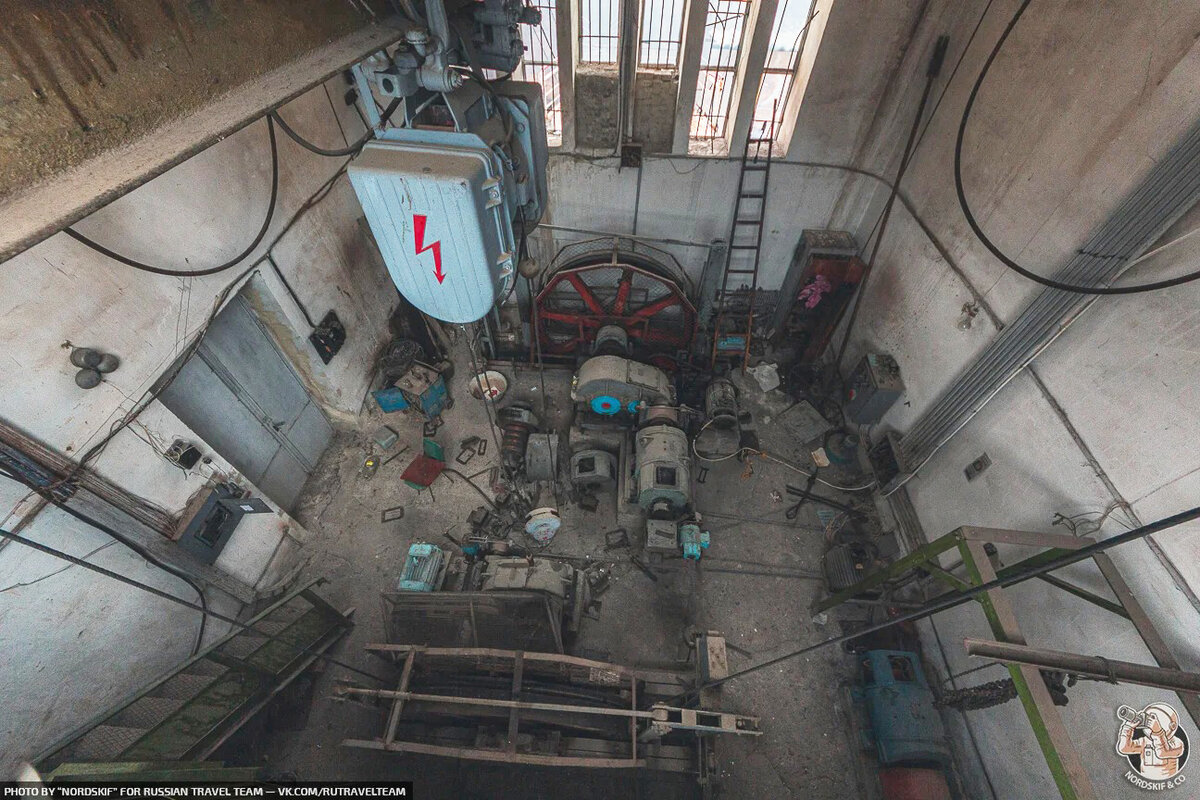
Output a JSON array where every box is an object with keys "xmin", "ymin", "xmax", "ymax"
[
  {"xmin": 639, "ymin": 0, "xmax": 686, "ymax": 67},
  {"xmin": 580, "ymin": 0, "xmax": 620, "ymax": 63},
  {"xmin": 521, "ymin": 0, "xmax": 563, "ymax": 140},
  {"xmin": 751, "ymin": 0, "xmax": 815, "ymax": 139},
  {"xmin": 690, "ymin": 0, "xmax": 752, "ymax": 145}
]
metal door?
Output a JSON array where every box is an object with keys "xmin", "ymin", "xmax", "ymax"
[{"xmin": 159, "ymin": 294, "xmax": 334, "ymax": 512}]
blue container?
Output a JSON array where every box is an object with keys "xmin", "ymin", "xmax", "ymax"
[{"xmin": 855, "ymin": 650, "xmax": 950, "ymax": 766}]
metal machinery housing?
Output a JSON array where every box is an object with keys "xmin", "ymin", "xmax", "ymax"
[
  {"xmin": 536, "ymin": 238, "xmax": 698, "ymax": 366},
  {"xmin": 348, "ymin": 0, "xmax": 548, "ymax": 324},
  {"xmin": 571, "ymin": 355, "xmax": 674, "ymax": 416},
  {"xmin": 634, "ymin": 424, "xmax": 692, "ymax": 518}
]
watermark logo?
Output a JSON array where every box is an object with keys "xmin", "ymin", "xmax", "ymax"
[{"xmin": 1116, "ymin": 702, "xmax": 1189, "ymax": 790}]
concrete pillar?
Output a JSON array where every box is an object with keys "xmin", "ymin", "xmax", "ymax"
[
  {"xmin": 555, "ymin": 0, "xmax": 578, "ymax": 151},
  {"xmin": 618, "ymin": 0, "xmax": 641, "ymax": 141},
  {"xmin": 726, "ymin": 0, "xmax": 781, "ymax": 156},
  {"xmin": 671, "ymin": 0, "xmax": 709, "ymax": 154}
]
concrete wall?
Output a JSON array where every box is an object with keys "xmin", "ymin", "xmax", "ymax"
[
  {"xmin": 544, "ymin": 0, "xmax": 1200, "ymax": 795},
  {"xmin": 633, "ymin": 69, "xmax": 680, "ymax": 153},
  {"xmin": 823, "ymin": 0, "xmax": 1200, "ymax": 797},
  {"xmin": 0, "ymin": 77, "xmax": 394, "ymax": 776}
]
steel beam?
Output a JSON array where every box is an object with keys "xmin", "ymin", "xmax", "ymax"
[
  {"xmin": 1091, "ymin": 552, "xmax": 1200, "ymax": 726},
  {"xmin": 960, "ymin": 526, "xmax": 1092, "ymax": 550},
  {"xmin": 960, "ymin": 540, "xmax": 1096, "ymax": 800},
  {"xmin": 812, "ymin": 530, "xmax": 961, "ymax": 613},
  {"xmin": 963, "ymin": 639, "xmax": 1200, "ymax": 695}
]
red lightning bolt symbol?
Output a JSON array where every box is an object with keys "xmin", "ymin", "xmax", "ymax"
[{"xmin": 413, "ymin": 214, "xmax": 445, "ymax": 284}]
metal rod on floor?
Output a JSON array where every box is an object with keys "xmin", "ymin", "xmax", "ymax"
[
  {"xmin": 679, "ymin": 504, "xmax": 1200, "ymax": 697},
  {"xmin": 963, "ymin": 639, "xmax": 1200, "ymax": 694}
]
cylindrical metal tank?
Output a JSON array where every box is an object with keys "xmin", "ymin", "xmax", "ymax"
[{"xmin": 635, "ymin": 424, "xmax": 691, "ymax": 517}]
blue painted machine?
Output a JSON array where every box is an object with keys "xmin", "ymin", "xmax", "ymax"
[
  {"xmin": 852, "ymin": 650, "xmax": 950, "ymax": 766},
  {"xmin": 346, "ymin": 0, "xmax": 548, "ymax": 325},
  {"xmin": 373, "ymin": 361, "xmax": 450, "ymax": 422},
  {"xmin": 678, "ymin": 522, "xmax": 710, "ymax": 560},
  {"xmin": 397, "ymin": 543, "xmax": 448, "ymax": 592}
]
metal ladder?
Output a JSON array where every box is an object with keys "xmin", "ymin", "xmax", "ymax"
[
  {"xmin": 711, "ymin": 117, "xmax": 777, "ymax": 369},
  {"xmin": 35, "ymin": 580, "xmax": 353, "ymax": 771}
]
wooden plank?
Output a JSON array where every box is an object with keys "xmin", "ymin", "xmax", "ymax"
[
  {"xmin": 506, "ymin": 652, "xmax": 524, "ymax": 753},
  {"xmin": 384, "ymin": 651, "xmax": 416, "ymax": 746},
  {"xmin": 960, "ymin": 526, "xmax": 1093, "ymax": 550},
  {"xmin": 361, "ymin": 644, "xmax": 634, "ymax": 676},
  {"xmin": 338, "ymin": 687, "xmax": 656, "ymax": 720},
  {"xmin": 630, "ymin": 676, "xmax": 637, "ymax": 764},
  {"xmin": 342, "ymin": 738, "xmax": 647, "ymax": 768}
]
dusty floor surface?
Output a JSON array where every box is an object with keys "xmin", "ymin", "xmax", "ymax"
[{"xmin": 245, "ymin": 351, "xmax": 882, "ymax": 798}]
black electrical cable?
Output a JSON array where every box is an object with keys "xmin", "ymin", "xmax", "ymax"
[
  {"xmin": 835, "ymin": 36, "xmax": 948, "ymax": 370},
  {"xmin": 63, "ymin": 117, "xmax": 280, "ymax": 278},
  {"xmin": 271, "ymin": 109, "xmax": 366, "ymax": 157},
  {"xmin": 674, "ymin": 503, "xmax": 1200, "ymax": 701},
  {"xmin": 0, "ymin": 525, "xmax": 391, "ymax": 684},
  {"xmin": 955, "ymin": 0, "xmax": 1200, "ymax": 295},
  {"xmin": 270, "ymin": 97, "xmax": 402, "ymax": 158},
  {"xmin": 0, "ymin": 465, "xmax": 208, "ymax": 657}
]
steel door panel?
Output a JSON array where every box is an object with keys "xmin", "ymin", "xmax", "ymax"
[
  {"xmin": 198, "ymin": 297, "xmax": 309, "ymax": 429},
  {"xmin": 282, "ymin": 400, "xmax": 334, "ymax": 469},
  {"xmin": 158, "ymin": 358, "xmax": 278, "ymax": 485},
  {"xmin": 258, "ymin": 447, "xmax": 308, "ymax": 513}
]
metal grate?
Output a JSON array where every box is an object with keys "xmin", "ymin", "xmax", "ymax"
[
  {"xmin": 751, "ymin": 0, "xmax": 815, "ymax": 140},
  {"xmin": 580, "ymin": 0, "xmax": 619, "ymax": 63},
  {"xmin": 690, "ymin": 0, "xmax": 752, "ymax": 146},
  {"xmin": 639, "ymin": 0, "xmax": 686, "ymax": 67},
  {"xmin": 521, "ymin": 0, "xmax": 563, "ymax": 140}
]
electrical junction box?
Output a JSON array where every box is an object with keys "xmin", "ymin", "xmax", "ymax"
[
  {"xmin": 845, "ymin": 353, "xmax": 905, "ymax": 425},
  {"xmin": 348, "ymin": 83, "xmax": 548, "ymax": 324}
]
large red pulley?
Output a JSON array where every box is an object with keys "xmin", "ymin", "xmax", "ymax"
[{"xmin": 534, "ymin": 262, "xmax": 697, "ymax": 356}]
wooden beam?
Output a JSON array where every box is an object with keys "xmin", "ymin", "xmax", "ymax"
[
  {"xmin": 961, "ymin": 540, "xmax": 1096, "ymax": 800},
  {"xmin": 342, "ymin": 737, "xmax": 647, "ymax": 768}
]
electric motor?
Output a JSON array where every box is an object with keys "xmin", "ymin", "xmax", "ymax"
[
  {"xmin": 705, "ymin": 378, "xmax": 739, "ymax": 430},
  {"xmin": 634, "ymin": 424, "xmax": 691, "ymax": 518}
]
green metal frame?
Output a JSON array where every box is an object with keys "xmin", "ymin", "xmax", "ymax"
[{"xmin": 815, "ymin": 524, "xmax": 1200, "ymax": 800}]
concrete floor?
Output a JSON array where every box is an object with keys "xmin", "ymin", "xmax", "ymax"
[{"xmin": 248, "ymin": 350, "xmax": 897, "ymax": 798}]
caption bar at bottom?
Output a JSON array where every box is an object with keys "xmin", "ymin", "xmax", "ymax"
[{"xmin": 2, "ymin": 784, "xmax": 415, "ymax": 798}]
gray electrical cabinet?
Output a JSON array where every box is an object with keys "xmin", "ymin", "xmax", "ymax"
[{"xmin": 845, "ymin": 353, "xmax": 905, "ymax": 424}]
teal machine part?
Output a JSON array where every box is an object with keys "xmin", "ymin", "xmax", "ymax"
[
  {"xmin": 679, "ymin": 522, "xmax": 710, "ymax": 560},
  {"xmin": 591, "ymin": 395, "xmax": 622, "ymax": 415},
  {"xmin": 572, "ymin": 356, "xmax": 673, "ymax": 417},
  {"xmin": 851, "ymin": 650, "xmax": 950, "ymax": 766},
  {"xmin": 373, "ymin": 362, "xmax": 450, "ymax": 421},
  {"xmin": 397, "ymin": 543, "xmax": 447, "ymax": 591}
]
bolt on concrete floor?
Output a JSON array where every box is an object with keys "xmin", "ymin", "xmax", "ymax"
[{"xmin": 245, "ymin": 350, "xmax": 885, "ymax": 798}]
